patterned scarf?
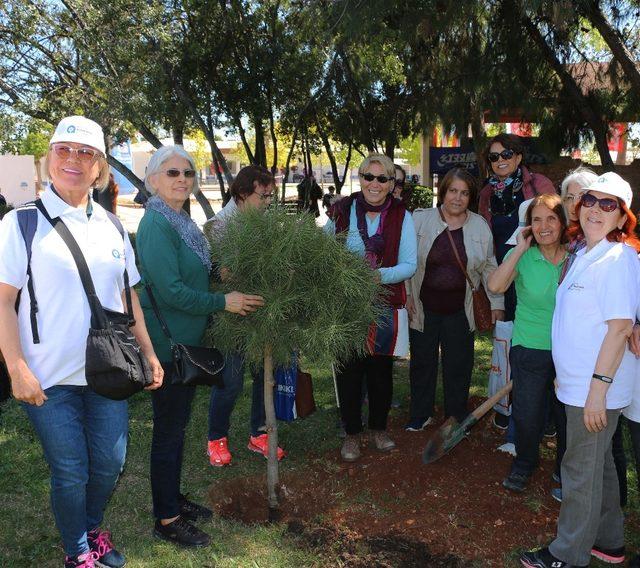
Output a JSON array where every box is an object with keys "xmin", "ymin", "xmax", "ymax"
[
  {"xmin": 146, "ymin": 195, "xmax": 212, "ymax": 271},
  {"xmin": 558, "ymin": 235, "xmax": 585, "ymax": 284},
  {"xmin": 488, "ymin": 166, "xmax": 524, "ymax": 217},
  {"xmin": 354, "ymin": 191, "xmax": 394, "ymax": 269}
]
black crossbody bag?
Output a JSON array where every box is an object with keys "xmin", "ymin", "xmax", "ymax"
[
  {"xmin": 35, "ymin": 201, "xmax": 153, "ymax": 400},
  {"xmin": 144, "ymin": 284, "xmax": 225, "ymax": 387}
]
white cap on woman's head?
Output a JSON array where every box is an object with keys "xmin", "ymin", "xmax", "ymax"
[
  {"xmin": 584, "ymin": 172, "xmax": 633, "ymax": 209},
  {"xmin": 506, "ymin": 198, "xmax": 534, "ymax": 246},
  {"xmin": 50, "ymin": 116, "xmax": 106, "ymax": 155}
]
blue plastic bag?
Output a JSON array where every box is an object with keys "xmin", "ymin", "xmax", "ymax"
[{"xmin": 274, "ymin": 355, "xmax": 297, "ymax": 422}]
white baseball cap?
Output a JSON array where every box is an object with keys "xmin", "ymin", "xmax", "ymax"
[
  {"xmin": 584, "ymin": 171, "xmax": 633, "ymax": 209},
  {"xmin": 506, "ymin": 198, "xmax": 534, "ymax": 246},
  {"xmin": 50, "ymin": 116, "xmax": 106, "ymax": 155}
]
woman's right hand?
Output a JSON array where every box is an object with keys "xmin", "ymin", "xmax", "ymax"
[
  {"xmin": 406, "ymin": 295, "xmax": 416, "ymax": 322},
  {"xmin": 8, "ymin": 361, "xmax": 47, "ymax": 406},
  {"xmin": 515, "ymin": 226, "xmax": 533, "ymax": 251},
  {"xmin": 224, "ymin": 292, "xmax": 265, "ymax": 316}
]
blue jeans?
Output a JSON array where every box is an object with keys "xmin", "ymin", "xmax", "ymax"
[
  {"xmin": 22, "ymin": 385, "xmax": 128, "ymax": 557},
  {"xmin": 509, "ymin": 345, "xmax": 558, "ymax": 476},
  {"xmin": 208, "ymin": 352, "xmax": 265, "ymax": 440}
]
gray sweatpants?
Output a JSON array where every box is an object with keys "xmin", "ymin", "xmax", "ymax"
[{"xmin": 549, "ymin": 405, "xmax": 624, "ymax": 566}]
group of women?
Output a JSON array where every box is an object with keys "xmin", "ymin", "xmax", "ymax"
[{"xmin": 1, "ymin": 117, "xmax": 640, "ymax": 568}]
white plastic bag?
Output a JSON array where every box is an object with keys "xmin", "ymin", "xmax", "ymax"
[{"xmin": 488, "ymin": 320, "xmax": 513, "ymax": 416}]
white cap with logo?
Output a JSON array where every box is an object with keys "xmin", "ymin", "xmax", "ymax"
[
  {"xmin": 50, "ymin": 116, "xmax": 106, "ymax": 155},
  {"xmin": 584, "ymin": 171, "xmax": 633, "ymax": 209}
]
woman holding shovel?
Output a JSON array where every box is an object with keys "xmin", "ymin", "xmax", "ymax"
[{"xmin": 488, "ymin": 194, "xmax": 568, "ymax": 494}]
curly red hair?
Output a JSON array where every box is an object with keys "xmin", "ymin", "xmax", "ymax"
[{"xmin": 567, "ymin": 198, "xmax": 640, "ymax": 252}]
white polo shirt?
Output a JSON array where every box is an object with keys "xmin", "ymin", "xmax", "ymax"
[
  {"xmin": 0, "ymin": 189, "xmax": 140, "ymax": 390},
  {"xmin": 552, "ymin": 239, "xmax": 640, "ymax": 409},
  {"xmin": 623, "ymin": 302, "xmax": 640, "ymax": 422}
]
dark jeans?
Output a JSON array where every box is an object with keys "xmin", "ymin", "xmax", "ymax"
[
  {"xmin": 408, "ymin": 309, "xmax": 474, "ymax": 423},
  {"xmin": 510, "ymin": 345, "xmax": 562, "ymax": 477},
  {"xmin": 208, "ymin": 352, "xmax": 265, "ymax": 440},
  {"xmin": 336, "ymin": 353, "xmax": 393, "ymax": 435},
  {"xmin": 628, "ymin": 417, "xmax": 640, "ymax": 496},
  {"xmin": 150, "ymin": 363, "xmax": 196, "ymax": 520}
]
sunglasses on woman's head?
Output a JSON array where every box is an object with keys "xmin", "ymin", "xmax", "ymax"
[
  {"xmin": 580, "ymin": 193, "xmax": 620, "ymax": 213},
  {"xmin": 52, "ymin": 144, "xmax": 101, "ymax": 163},
  {"xmin": 162, "ymin": 168, "xmax": 197, "ymax": 178},
  {"xmin": 488, "ymin": 149, "xmax": 516, "ymax": 162},
  {"xmin": 361, "ymin": 173, "xmax": 394, "ymax": 184}
]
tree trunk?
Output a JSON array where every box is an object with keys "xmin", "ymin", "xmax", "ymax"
[
  {"xmin": 107, "ymin": 154, "xmax": 148, "ymax": 196},
  {"xmin": 470, "ymin": 103, "xmax": 488, "ymax": 180},
  {"xmin": 263, "ymin": 344, "xmax": 279, "ymax": 516},
  {"xmin": 138, "ymin": 123, "xmax": 163, "ymax": 149},
  {"xmin": 282, "ymin": 127, "xmax": 299, "ymax": 203},
  {"xmin": 316, "ymin": 118, "xmax": 343, "ymax": 192},
  {"xmin": 338, "ymin": 142, "xmax": 353, "ymax": 195},
  {"xmin": 254, "ymin": 119, "xmax": 267, "ymax": 167},
  {"xmin": 582, "ymin": 1, "xmax": 640, "ymax": 95},
  {"xmin": 521, "ymin": 14, "xmax": 615, "ymax": 170},
  {"xmin": 235, "ymin": 116, "xmax": 256, "ymax": 164}
]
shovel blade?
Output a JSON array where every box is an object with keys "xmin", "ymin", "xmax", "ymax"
[{"xmin": 422, "ymin": 416, "xmax": 467, "ymax": 464}]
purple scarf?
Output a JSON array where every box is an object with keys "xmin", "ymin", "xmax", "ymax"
[{"xmin": 355, "ymin": 192, "xmax": 393, "ymax": 268}]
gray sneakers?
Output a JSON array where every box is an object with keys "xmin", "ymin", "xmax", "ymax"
[
  {"xmin": 341, "ymin": 435, "xmax": 361, "ymax": 461},
  {"xmin": 372, "ymin": 431, "xmax": 396, "ymax": 452}
]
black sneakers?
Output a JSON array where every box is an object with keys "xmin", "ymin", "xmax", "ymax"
[
  {"xmin": 503, "ymin": 471, "xmax": 530, "ymax": 492},
  {"xmin": 154, "ymin": 517, "xmax": 211, "ymax": 547},
  {"xmin": 178, "ymin": 494, "xmax": 213, "ymax": 521},
  {"xmin": 520, "ymin": 547, "xmax": 587, "ymax": 568},
  {"xmin": 87, "ymin": 529, "xmax": 125, "ymax": 568}
]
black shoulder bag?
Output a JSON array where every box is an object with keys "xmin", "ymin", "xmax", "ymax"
[
  {"xmin": 35, "ymin": 201, "xmax": 153, "ymax": 400},
  {"xmin": 144, "ymin": 284, "xmax": 225, "ymax": 387}
]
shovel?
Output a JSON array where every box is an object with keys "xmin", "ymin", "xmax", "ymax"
[{"xmin": 422, "ymin": 381, "xmax": 513, "ymax": 464}]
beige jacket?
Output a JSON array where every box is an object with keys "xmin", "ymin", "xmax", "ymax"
[{"xmin": 407, "ymin": 207, "xmax": 504, "ymax": 332}]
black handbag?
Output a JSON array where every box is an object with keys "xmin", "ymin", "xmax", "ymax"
[
  {"xmin": 35, "ymin": 201, "xmax": 153, "ymax": 400},
  {"xmin": 145, "ymin": 284, "xmax": 225, "ymax": 387}
]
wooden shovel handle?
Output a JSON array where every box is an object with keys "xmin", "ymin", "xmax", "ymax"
[{"xmin": 470, "ymin": 381, "xmax": 513, "ymax": 421}]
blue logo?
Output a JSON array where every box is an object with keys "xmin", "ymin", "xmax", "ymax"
[
  {"xmin": 67, "ymin": 125, "xmax": 76, "ymax": 133},
  {"xmin": 112, "ymin": 249, "xmax": 123, "ymax": 259}
]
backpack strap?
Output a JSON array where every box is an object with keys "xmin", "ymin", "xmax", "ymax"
[{"xmin": 16, "ymin": 202, "xmax": 40, "ymax": 344}]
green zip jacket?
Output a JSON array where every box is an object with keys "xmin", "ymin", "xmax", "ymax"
[{"xmin": 136, "ymin": 208, "xmax": 225, "ymax": 362}]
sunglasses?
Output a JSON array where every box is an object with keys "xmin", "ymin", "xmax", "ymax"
[
  {"xmin": 580, "ymin": 193, "xmax": 620, "ymax": 213},
  {"xmin": 394, "ymin": 179, "xmax": 405, "ymax": 188},
  {"xmin": 488, "ymin": 149, "xmax": 516, "ymax": 162},
  {"xmin": 162, "ymin": 168, "xmax": 197, "ymax": 178},
  {"xmin": 361, "ymin": 173, "xmax": 394, "ymax": 184},
  {"xmin": 52, "ymin": 144, "xmax": 101, "ymax": 163}
]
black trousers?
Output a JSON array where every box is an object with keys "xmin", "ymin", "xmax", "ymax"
[
  {"xmin": 150, "ymin": 363, "xmax": 196, "ymax": 519},
  {"xmin": 408, "ymin": 309, "xmax": 474, "ymax": 423},
  {"xmin": 336, "ymin": 353, "xmax": 393, "ymax": 435}
]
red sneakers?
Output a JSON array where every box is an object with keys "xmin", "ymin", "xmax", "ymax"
[
  {"xmin": 247, "ymin": 434, "xmax": 286, "ymax": 460},
  {"xmin": 207, "ymin": 437, "xmax": 232, "ymax": 467}
]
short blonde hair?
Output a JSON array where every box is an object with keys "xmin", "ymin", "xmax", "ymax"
[
  {"xmin": 358, "ymin": 153, "xmax": 396, "ymax": 179},
  {"xmin": 560, "ymin": 166, "xmax": 598, "ymax": 197},
  {"xmin": 44, "ymin": 150, "xmax": 110, "ymax": 190}
]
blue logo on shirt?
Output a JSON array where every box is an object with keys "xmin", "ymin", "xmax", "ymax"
[{"xmin": 112, "ymin": 249, "xmax": 124, "ymax": 259}]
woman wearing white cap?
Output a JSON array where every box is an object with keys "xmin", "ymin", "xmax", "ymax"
[
  {"xmin": 488, "ymin": 194, "xmax": 568, "ymax": 494},
  {"xmin": 0, "ymin": 116, "xmax": 164, "ymax": 568},
  {"xmin": 521, "ymin": 172, "xmax": 640, "ymax": 568}
]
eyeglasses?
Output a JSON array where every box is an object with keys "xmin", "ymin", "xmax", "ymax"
[
  {"xmin": 563, "ymin": 193, "xmax": 584, "ymax": 204},
  {"xmin": 361, "ymin": 173, "xmax": 394, "ymax": 184},
  {"xmin": 52, "ymin": 144, "xmax": 101, "ymax": 163},
  {"xmin": 580, "ymin": 193, "xmax": 620, "ymax": 213},
  {"xmin": 161, "ymin": 168, "xmax": 197, "ymax": 178},
  {"xmin": 488, "ymin": 149, "xmax": 516, "ymax": 162}
]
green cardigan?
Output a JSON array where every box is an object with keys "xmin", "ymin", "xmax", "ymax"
[{"xmin": 136, "ymin": 209, "xmax": 225, "ymax": 362}]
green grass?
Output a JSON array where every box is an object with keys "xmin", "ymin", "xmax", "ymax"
[{"xmin": 0, "ymin": 334, "xmax": 638, "ymax": 566}]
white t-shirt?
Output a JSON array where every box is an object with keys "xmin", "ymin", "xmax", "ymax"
[
  {"xmin": 623, "ymin": 302, "xmax": 640, "ymax": 422},
  {"xmin": 0, "ymin": 189, "xmax": 140, "ymax": 389},
  {"xmin": 552, "ymin": 239, "xmax": 640, "ymax": 409}
]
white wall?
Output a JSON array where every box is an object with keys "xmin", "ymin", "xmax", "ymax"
[{"xmin": 0, "ymin": 155, "xmax": 37, "ymax": 206}]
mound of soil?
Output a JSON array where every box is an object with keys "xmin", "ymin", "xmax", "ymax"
[{"xmin": 208, "ymin": 402, "xmax": 638, "ymax": 566}]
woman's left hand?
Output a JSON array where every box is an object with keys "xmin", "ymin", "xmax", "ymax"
[
  {"xmin": 491, "ymin": 310, "xmax": 505, "ymax": 324},
  {"xmin": 145, "ymin": 353, "xmax": 164, "ymax": 390},
  {"xmin": 583, "ymin": 382, "xmax": 607, "ymax": 433}
]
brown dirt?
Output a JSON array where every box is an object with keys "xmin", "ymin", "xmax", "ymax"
[{"xmin": 208, "ymin": 401, "xmax": 638, "ymax": 566}]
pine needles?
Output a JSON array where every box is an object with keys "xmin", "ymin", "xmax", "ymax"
[{"xmin": 205, "ymin": 206, "xmax": 382, "ymax": 368}]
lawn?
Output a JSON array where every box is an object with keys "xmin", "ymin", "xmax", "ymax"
[{"xmin": 0, "ymin": 334, "xmax": 638, "ymax": 567}]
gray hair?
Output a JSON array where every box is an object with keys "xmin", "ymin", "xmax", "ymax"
[
  {"xmin": 144, "ymin": 145, "xmax": 200, "ymax": 195},
  {"xmin": 358, "ymin": 153, "xmax": 396, "ymax": 179},
  {"xmin": 560, "ymin": 166, "xmax": 598, "ymax": 197}
]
